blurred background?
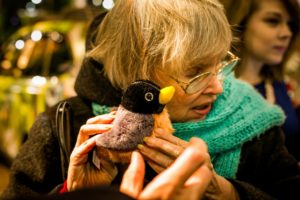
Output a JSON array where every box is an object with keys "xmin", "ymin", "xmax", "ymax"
[
  {"xmin": 1, "ymin": 0, "xmax": 300, "ymax": 196},
  {"xmin": 0, "ymin": 0, "xmax": 114, "ymax": 194}
]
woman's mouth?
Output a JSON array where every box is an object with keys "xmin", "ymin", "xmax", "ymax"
[
  {"xmin": 273, "ymin": 46, "xmax": 287, "ymax": 54},
  {"xmin": 192, "ymin": 104, "xmax": 212, "ymax": 116}
]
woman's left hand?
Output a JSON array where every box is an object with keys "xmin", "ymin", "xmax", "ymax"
[{"xmin": 138, "ymin": 128, "xmax": 188, "ymax": 173}]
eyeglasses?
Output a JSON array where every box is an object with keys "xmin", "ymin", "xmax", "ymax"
[{"xmin": 170, "ymin": 51, "xmax": 239, "ymax": 94}]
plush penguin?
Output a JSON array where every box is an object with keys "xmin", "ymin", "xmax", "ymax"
[{"xmin": 92, "ymin": 80, "xmax": 175, "ymax": 184}]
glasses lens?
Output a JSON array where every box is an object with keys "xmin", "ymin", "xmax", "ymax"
[
  {"xmin": 186, "ymin": 73, "xmax": 213, "ymax": 94},
  {"xmin": 222, "ymin": 59, "xmax": 238, "ymax": 75},
  {"xmin": 183, "ymin": 52, "xmax": 239, "ymax": 94},
  {"xmin": 218, "ymin": 53, "xmax": 239, "ymax": 79}
]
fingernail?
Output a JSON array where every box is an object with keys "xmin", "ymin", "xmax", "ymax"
[
  {"xmin": 100, "ymin": 124, "xmax": 112, "ymax": 131},
  {"xmin": 131, "ymin": 151, "xmax": 139, "ymax": 163},
  {"xmin": 105, "ymin": 114, "xmax": 115, "ymax": 120},
  {"xmin": 109, "ymin": 112, "xmax": 117, "ymax": 117},
  {"xmin": 104, "ymin": 124, "xmax": 113, "ymax": 129},
  {"xmin": 137, "ymin": 144, "xmax": 144, "ymax": 149},
  {"xmin": 143, "ymin": 137, "xmax": 149, "ymax": 142}
]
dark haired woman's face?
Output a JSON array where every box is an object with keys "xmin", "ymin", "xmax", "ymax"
[{"xmin": 244, "ymin": 0, "xmax": 293, "ymax": 65}]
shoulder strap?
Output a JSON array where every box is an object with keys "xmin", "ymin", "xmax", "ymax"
[{"xmin": 55, "ymin": 101, "xmax": 72, "ymax": 180}]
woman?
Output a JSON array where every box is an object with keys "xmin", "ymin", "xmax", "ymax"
[
  {"xmin": 219, "ymin": 0, "xmax": 300, "ymax": 160},
  {"xmin": 2, "ymin": 0, "xmax": 300, "ymax": 199}
]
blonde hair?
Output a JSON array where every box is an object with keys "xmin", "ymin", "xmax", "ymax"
[{"xmin": 88, "ymin": 0, "xmax": 232, "ymax": 90}]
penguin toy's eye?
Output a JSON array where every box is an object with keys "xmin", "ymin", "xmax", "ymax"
[{"xmin": 145, "ymin": 92, "xmax": 154, "ymax": 102}]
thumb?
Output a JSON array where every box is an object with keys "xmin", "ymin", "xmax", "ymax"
[{"xmin": 120, "ymin": 151, "xmax": 145, "ymax": 198}]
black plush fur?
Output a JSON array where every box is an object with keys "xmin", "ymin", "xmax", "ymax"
[{"xmin": 121, "ymin": 80, "xmax": 164, "ymax": 114}]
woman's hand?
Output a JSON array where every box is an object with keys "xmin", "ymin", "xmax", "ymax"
[
  {"xmin": 202, "ymin": 172, "xmax": 240, "ymax": 200},
  {"xmin": 67, "ymin": 112, "xmax": 117, "ymax": 191},
  {"xmin": 120, "ymin": 137, "xmax": 213, "ymax": 200},
  {"xmin": 138, "ymin": 128, "xmax": 240, "ymax": 199},
  {"xmin": 138, "ymin": 128, "xmax": 188, "ymax": 173}
]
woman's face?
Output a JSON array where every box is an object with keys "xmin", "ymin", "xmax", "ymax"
[
  {"xmin": 243, "ymin": 0, "xmax": 293, "ymax": 65},
  {"xmin": 155, "ymin": 62, "xmax": 223, "ymax": 122}
]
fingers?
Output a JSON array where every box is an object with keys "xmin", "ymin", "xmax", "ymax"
[
  {"xmin": 154, "ymin": 128, "xmax": 188, "ymax": 148},
  {"xmin": 120, "ymin": 151, "xmax": 145, "ymax": 199},
  {"xmin": 138, "ymin": 144, "xmax": 173, "ymax": 169},
  {"xmin": 75, "ymin": 124, "xmax": 113, "ymax": 147},
  {"xmin": 75, "ymin": 113, "xmax": 116, "ymax": 147},
  {"xmin": 139, "ymin": 129, "xmax": 188, "ymax": 170},
  {"xmin": 139, "ymin": 137, "xmax": 212, "ymax": 199},
  {"xmin": 147, "ymin": 160, "xmax": 165, "ymax": 173},
  {"xmin": 143, "ymin": 136, "xmax": 185, "ymax": 158},
  {"xmin": 86, "ymin": 112, "xmax": 116, "ymax": 124},
  {"xmin": 184, "ymin": 158, "xmax": 213, "ymax": 199},
  {"xmin": 164, "ymin": 138, "xmax": 210, "ymax": 186},
  {"xmin": 70, "ymin": 136, "xmax": 97, "ymax": 166},
  {"xmin": 184, "ymin": 137, "xmax": 213, "ymax": 191}
]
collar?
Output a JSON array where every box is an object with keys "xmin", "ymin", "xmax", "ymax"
[{"xmin": 74, "ymin": 58, "xmax": 122, "ymax": 106}]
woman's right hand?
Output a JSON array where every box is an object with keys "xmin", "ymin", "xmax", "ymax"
[
  {"xmin": 120, "ymin": 137, "xmax": 214, "ymax": 200},
  {"xmin": 67, "ymin": 112, "xmax": 117, "ymax": 191}
]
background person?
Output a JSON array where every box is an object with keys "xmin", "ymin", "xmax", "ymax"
[{"xmin": 219, "ymin": 0, "xmax": 300, "ymax": 160}]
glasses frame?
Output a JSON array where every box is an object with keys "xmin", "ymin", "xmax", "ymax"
[{"xmin": 170, "ymin": 51, "xmax": 240, "ymax": 94}]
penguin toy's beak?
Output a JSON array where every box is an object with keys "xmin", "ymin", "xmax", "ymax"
[{"xmin": 159, "ymin": 86, "xmax": 175, "ymax": 105}]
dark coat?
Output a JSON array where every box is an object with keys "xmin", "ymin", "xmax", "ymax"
[{"xmin": 2, "ymin": 57, "xmax": 300, "ymax": 200}]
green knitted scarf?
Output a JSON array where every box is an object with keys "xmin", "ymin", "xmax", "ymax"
[
  {"xmin": 92, "ymin": 76, "xmax": 285, "ymax": 178},
  {"xmin": 173, "ymin": 76, "xmax": 285, "ymax": 178}
]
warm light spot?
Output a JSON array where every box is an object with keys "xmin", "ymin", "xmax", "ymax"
[
  {"xmin": 50, "ymin": 32, "xmax": 63, "ymax": 43},
  {"xmin": 31, "ymin": 30, "xmax": 42, "ymax": 41},
  {"xmin": 31, "ymin": 0, "xmax": 42, "ymax": 4},
  {"xmin": 50, "ymin": 76, "xmax": 59, "ymax": 85},
  {"xmin": 15, "ymin": 39, "xmax": 25, "ymax": 50},
  {"xmin": 17, "ymin": 56, "xmax": 29, "ymax": 69},
  {"xmin": 74, "ymin": 0, "xmax": 86, "ymax": 8},
  {"xmin": 1, "ymin": 60, "xmax": 12, "ymax": 70},
  {"xmin": 25, "ymin": 2, "xmax": 36, "ymax": 12},
  {"xmin": 103, "ymin": 0, "xmax": 114, "ymax": 10},
  {"xmin": 31, "ymin": 76, "xmax": 47, "ymax": 87}
]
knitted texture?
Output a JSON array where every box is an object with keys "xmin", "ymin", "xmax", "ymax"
[
  {"xmin": 173, "ymin": 76, "xmax": 285, "ymax": 178},
  {"xmin": 92, "ymin": 76, "xmax": 285, "ymax": 178},
  {"xmin": 92, "ymin": 102, "xmax": 111, "ymax": 115}
]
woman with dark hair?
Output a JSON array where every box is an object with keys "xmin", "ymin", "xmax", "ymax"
[{"xmin": 220, "ymin": 0, "xmax": 300, "ymax": 160}]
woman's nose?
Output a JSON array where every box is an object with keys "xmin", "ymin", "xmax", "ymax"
[
  {"xmin": 202, "ymin": 75, "xmax": 223, "ymax": 95},
  {"xmin": 279, "ymin": 22, "xmax": 293, "ymax": 39}
]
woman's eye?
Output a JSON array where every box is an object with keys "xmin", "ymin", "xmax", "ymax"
[
  {"xmin": 185, "ymin": 73, "xmax": 198, "ymax": 78},
  {"xmin": 185, "ymin": 67, "xmax": 204, "ymax": 78},
  {"xmin": 264, "ymin": 18, "xmax": 280, "ymax": 26}
]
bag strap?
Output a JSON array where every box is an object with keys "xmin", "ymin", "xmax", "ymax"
[{"xmin": 55, "ymin": 101, "xmax": 72, "ymax": 180}]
